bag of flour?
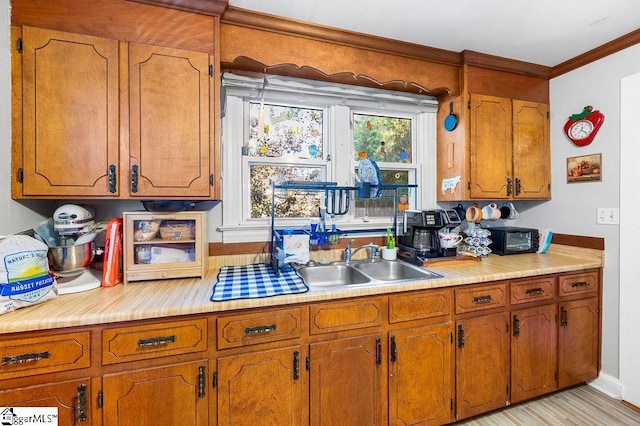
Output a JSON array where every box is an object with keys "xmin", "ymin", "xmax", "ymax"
[{"xmin": 0, "ymin": 235, "xmax": 57, "ymax": 315}]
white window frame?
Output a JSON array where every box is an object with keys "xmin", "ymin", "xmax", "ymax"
[{"xmin": 219, "ymin": 73, "xmax": 438, "ymax": 243}]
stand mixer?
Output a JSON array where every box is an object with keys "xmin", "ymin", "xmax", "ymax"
[{"xmin": 48, "ymin": 204, "xmax": 102, "ymax": 294}]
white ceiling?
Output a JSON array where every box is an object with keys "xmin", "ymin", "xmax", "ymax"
[{"xmin": 228, "ymin": 0, "xmax": 640, "ymax": 67}]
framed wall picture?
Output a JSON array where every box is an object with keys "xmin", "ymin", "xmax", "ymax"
[{"xmin": 567, "ymin": 153, "xmax": 602, "ymax": 183}]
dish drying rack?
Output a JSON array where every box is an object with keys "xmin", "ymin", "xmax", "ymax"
[{"xmin": 270, "ymin": 181, "xmax": 417, "ymax": 275}]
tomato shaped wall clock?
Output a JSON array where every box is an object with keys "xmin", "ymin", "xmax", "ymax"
[{"xmin": 563, "ymin": 105, "xmax": 605, "ymax": 147}]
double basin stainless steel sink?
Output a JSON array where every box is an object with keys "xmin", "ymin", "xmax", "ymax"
[{"xmin": 296, "ymin": 260, "xmax": 442, "ymax": 287}]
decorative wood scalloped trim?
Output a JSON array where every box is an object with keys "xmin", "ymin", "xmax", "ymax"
[
  {"xmin": 223, "ymin": 56, "xmax": 452, "ymax": 97},
  {"xmin": 551, "ymin": 29, "xmax": 640, "ymax": 78}
]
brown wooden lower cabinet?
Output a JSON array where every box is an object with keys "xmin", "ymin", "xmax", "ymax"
[
  {"xmin": 455, "ymin": 312, "xmax": 511, "ymax": 420},
  {"xmin": 389, "ymin": 323, "xmax": 455, "ymax": 426},
  {"xmin": 216, "ymin": 346, "xmax": 307, "ymax": 426},
  {"xmin": 102, "ymin": 361, "xmax": 209, "ymax": 426},
  {"xmin": 0, "ymin": 269, "xmax": 601, "ymax": 426},
  {"xmin": 0, "ymin": 379, "xmax": 92, "ymax": 424},
  {"xmin": 309, "ymin": 334, "xmax": 386, "ymax": 426},
  {"xmin": 510, "ymin": 304, "xmax": 557, "ymax": 403},
  {"xmin": 558, "ymin": 297, "xmax": 599, "ymax": 388}
]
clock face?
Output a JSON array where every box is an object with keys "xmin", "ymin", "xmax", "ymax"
[{"xmin": 569, "ymin": 119, "xmax": 594, "ymax": 140}]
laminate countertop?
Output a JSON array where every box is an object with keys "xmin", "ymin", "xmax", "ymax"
[{"xmin": 0, "ymin": 244, "xmax": 603, "ymax": 335}]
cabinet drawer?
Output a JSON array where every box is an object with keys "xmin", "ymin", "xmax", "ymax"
[
  {"xmin": 102, "ymin": 318, "xmax": 207, "ymax": 365},
  {"xmin": 558, "ymin": 270, "xmax": 598, "ymax": 297},
  {"xmin": 510, "ymin": 277, "xmax": 556, "ymax": 305},
  {"xmin": 310, "ymin": 297, "xmax": 384, "ymax": 335},
  {"xmin": 389, "ymin": 289, "xmax": 452, "ymax": 323},
  {"xmin": 455, "ymin": 283, "xmax": 507, "ymax": 314},
  {"xmin": 0, "ymin": 332, "xmax": 90, "ymax": 380},
  {"xmin": 217, "ymin": 307, "xmax": 303, "ymax": 349}
]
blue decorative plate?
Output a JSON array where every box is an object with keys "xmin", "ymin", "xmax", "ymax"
[{"xmin": 358, "ymin": 158, "xmax": 383, "ymax": 198}]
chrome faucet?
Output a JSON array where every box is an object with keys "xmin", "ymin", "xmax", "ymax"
[{"xmin": 344, "ymin": 239, "xmax": 379, "ymax": 263}]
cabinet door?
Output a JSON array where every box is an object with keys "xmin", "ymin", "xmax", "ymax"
[
  {"xmin": 389, "ymin": 323, "xmax": 454, "ymax": 426},
  {"xmin": 216, "ymin": 346, "xmax": 307, "ymax": 426},
  {"xmin": 512, "ymin": 100, "xmax": 550, "ymax": 199},
  {"xmin": 558, "ymin": 298, "xmax": 599, "ymax": 388},
  {"xmin": 511, "ymin": 304, "xmax": 557, "ymax": 403},
  {"xmin": 469, "ymin": 94, "xmax": 512, "ymax": 199},
  {"xmin": 310, "ymin": 334, "xmax": 385, "ymax": 426},
  {"xmin": 20, "ymin": 26, "xmax": 119, "ymax": 197},
  {"xmin": 456, "ymin": 312, "xmax": 510, "ymax": 420},
  {"xmin": 128, "ymin": 42, "xmax": 212, "ymax": 198},
  {"xmin": 0, "ymin": 379, "xmax": 92, "ymax": 424},
  {"xmin": 103, "ymin": 361, "xmax": 208, "ymax": 426}
]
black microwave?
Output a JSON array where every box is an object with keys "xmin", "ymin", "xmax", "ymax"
[{"xmin": 489, "ymin": 227, "xmax": 539, "ymax": 255}]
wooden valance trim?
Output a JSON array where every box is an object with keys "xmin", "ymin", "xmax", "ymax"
[{"xmin": 224, "ymin": 57, "xmax": 452, "ymax": 97}]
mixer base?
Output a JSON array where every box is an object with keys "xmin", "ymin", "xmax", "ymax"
[{"xmin": 56, "ymin": 268, "xmax": 102, "ymax": 294}]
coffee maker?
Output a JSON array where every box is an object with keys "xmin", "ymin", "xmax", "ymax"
[{"xmin": 397, "ymin": 209, "xmax": 461, "ymax": 265}]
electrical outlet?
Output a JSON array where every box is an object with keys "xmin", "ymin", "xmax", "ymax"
[{"xmin": 596, "ymin": 207, "xmax": 619, "ymax": 225}]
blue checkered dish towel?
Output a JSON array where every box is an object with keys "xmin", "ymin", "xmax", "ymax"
[{"xmin": 211, "ymin": 263, "xmax": 309, "ymax": 302}]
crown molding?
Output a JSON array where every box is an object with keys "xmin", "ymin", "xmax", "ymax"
[
  {"xmin": 461, "ymin": 50, "xmax": 551, "ymax": 79},
  {"xmin": 129, "ymin": 0, "xmax": 228, "ymax": 16},
  {"xmin": 221, "ymin": 7, "xmax": 461, "ymax": 67},
  {"xmin": 551, "ymin": 28, "xmax": 640, "ymax": 78}
]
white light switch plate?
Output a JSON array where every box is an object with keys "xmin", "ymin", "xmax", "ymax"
[{"xmin": 596, "ymin": 207, "xmax": 619, "ymax": 225}]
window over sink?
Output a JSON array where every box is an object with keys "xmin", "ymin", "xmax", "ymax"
[{"xmin": 219, "ymin": 73, "xmax": 438, "ymax": 242}]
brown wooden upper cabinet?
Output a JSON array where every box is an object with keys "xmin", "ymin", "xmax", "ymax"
[
  {"xmin": 437, "ymin": 93, "xmax": 550, "ymax": 201},
  {"xmin": 12, "ymin": 26, "xmax": 216, "ymax": 200}
]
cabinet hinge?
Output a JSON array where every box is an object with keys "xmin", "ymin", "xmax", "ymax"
[
  {"xmin": 209, "ymin": 173, "xmax": 214, "ymax": 187},
  {"xmin": 468, "ymin": 100, "xmax": 471, "ymax": 109},
  {"xmin": 467, "ymin": 181, "xmax": 471, "ymax": 190},
  {"xmin": 198, "ymin": 364, "xmax": 206, "ymax": 398},
  {"xmin": 506, "ymin": 384, "xmax": 509, "ymax": 395},
  {"xmin": 16, "ymin": 37, "xmax": 22, "ymax": 53},
  {"xmin": 209, "ymin": 64, "xmax": 213, "ymax": 77},
  {"xmin": 97, "ymin": 391, "xmax": 103, "ymax": 409},
  {"xmin": 212, "ymin": 371, "xmax": 217, "ymax": 388},
  {"xmin": 17, "ymin": 168, "xmax": 23, "ymax": 184}
]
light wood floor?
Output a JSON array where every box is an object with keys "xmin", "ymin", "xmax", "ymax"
[{"xmin": 455, "ymin": 385, "xmax": 640, "ymax": 425}]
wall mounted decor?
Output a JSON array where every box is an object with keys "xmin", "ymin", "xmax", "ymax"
[
  {"xmin": 567, "ymin": 153, "xmax": 602, "ymax": 183},
  {"xmin": 563, "ymin": 106, "xmax": 605, "ymax": 147}
]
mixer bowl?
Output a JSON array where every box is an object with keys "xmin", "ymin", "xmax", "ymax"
[{"xmin": 48, "ymin": 241, "xmax": 95, "ymax": 277}]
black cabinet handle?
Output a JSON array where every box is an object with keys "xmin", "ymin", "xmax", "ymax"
[
  {"xmin": 472, "ymin": 295, "xmax": 492, "ymax": 304},
  {"xmin": 131, "ymin": 165, "xmax": 139, "ymax": 193},
  {"xmin": 571, "ymin": 281, "xmax": 589, "ymax": 288},
  {"xmin": 108, "ymin": 164, "xmax": 116, "ymax": 193},
  {"xmin": 75, "ymin": 384, "xmax": 87, "ymax": 422},
  {"xmin": 525, "ymin": 287, "xmax": 544, "ymax": 296},
  {"xmin": 506, "ymin": 177, "xmax": 513, "ymax": 196},
  {"xmin": 560, "ymin": 306, "xmax": 568, "ymax": 327},
  {"xmin": 2, "ymin": 351, "xmax": 51, "ymax": 366},
  {"xmin": 375, "ymin": 338, "xmax": 382, "ymax": 365},
  {"xmin": 245, "ymin": 324, "xmax": 277, "ymax": 335},
  {"xmin": 293, "ymin": 351, "xmax": 300, "ymax": 380},
  {"xmin": 137, "ymin": 335, "xmax": 177, "ymax": 347},
  {"xmin": 457, "ymin": 324, "xmax": 465, "ymax": 349},
  {"xmin": 515, "ymin": 177, "xmax": 522, "ymax": 196},
  {"xmin": 513, "ymin": 315, "xmax": 520, "ymax": 337},
  {"xmin": 390, "ymin": 336, "xmax": 397, "ymax": 363}
]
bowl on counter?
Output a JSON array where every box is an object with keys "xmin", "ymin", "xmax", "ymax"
[{"xmin": 47, "ymin": 241, "xmax": 95, "ymax": 277}]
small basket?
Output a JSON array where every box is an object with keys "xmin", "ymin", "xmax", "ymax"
[{"xmin": 159, "ymin": 221, "xmax": 195, "ymax": 240}]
